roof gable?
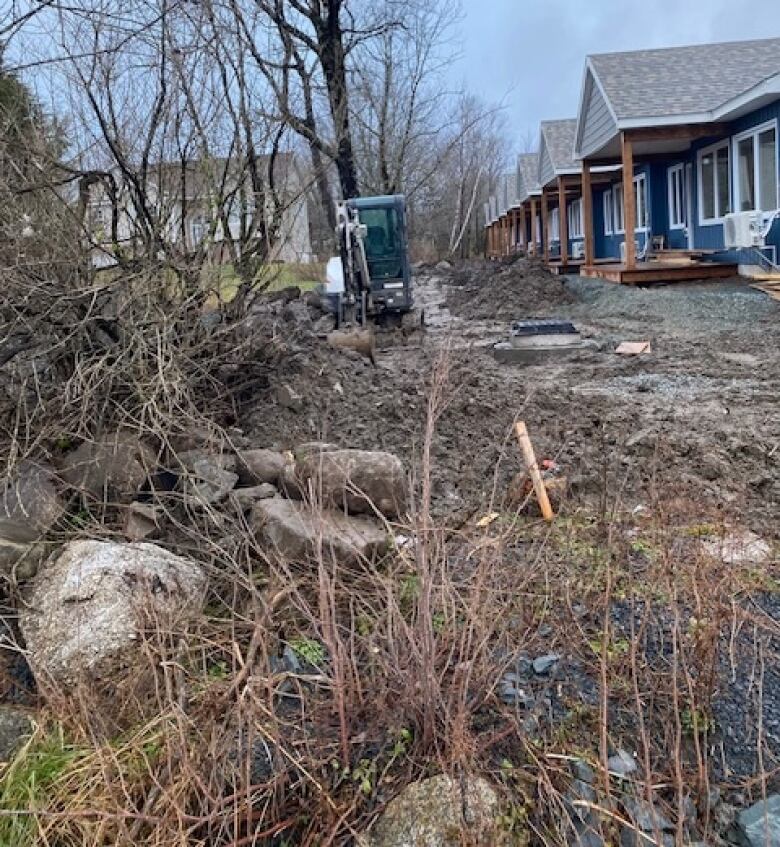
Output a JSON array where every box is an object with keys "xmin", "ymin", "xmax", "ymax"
[
  {"xmin": 516, "ymin": 153, "xmax": 540, "ymax": 202},
  {"xmin": 575, "ymin": 70, "xmax": 619, "ymax": 160},
  {"xmin": 539, "ymin": 119, "xmax": 578, "ymax": 186}
]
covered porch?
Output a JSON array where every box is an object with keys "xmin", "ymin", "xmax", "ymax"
[{"xmin": 578, "ymin": 125, "xmax": 739, "ymax": 284}]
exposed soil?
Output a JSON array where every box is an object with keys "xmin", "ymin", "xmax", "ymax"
[
  {"xmin": 242, "ymin": 255, "xmax": 780, "ymax": 536},
  {"xmin": 239, "ymin": 257, "xmax": 780, "ymax": 797}
]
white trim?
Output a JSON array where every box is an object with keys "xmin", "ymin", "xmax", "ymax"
[
  {"xmin": 634, "ymin": 173, "xmax": 649, "ymax": 232},
  {"xmin": 603, "ymin": 190, "xmax": 613, "ymax": 235},
  {"xmin": 613, "ymin": 183, "xmax": 625, "ymax": 234},
  {"xmin": 568, "ymin": 197, "xmax": 584, "ymax": 239},
  {"xmin": 732, "ymin": 118, "xmax": 779, "ymax": 214},
  {"xmin": 697, "ymin": 139, "xmax": 731, "ymax": 225},
  {"xmin": 667, "ymin": 163, "xmax": 685, "ymax": 229}
]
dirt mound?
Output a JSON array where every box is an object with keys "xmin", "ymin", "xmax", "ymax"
[
  {"xmin": 444, "ymin": 256, "xmax": 574, "ymax": 320},
  {"xmin": 239, "ymin": 327, "xmax": 519, "ymax": 521}
]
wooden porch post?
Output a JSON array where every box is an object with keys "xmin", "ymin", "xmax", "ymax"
[
  {"xmin": 621, "ymin": 132, "xmax": 636, "ymax": 270},
  {"xmin": 530, "ymin": 197, "xmax": 538, "ymax": 256},
  {"xmin": 558, "ymin": 176, "xmax": 568, "ymax": 266},
  {"xmin": 541, "ymin": 190, "xmax": 549, "ymax": 263},
  {"xmin": 521, "ymin": 205, "xmax": 527, "ymax": 251},
  {"xmin": 582, "ymin": 160, "xmax": 594, "ymax": 266}
]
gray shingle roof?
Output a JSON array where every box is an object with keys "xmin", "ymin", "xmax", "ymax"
[
  {"xmin": 517, "ymin": 153, "xmax": 540, "ymax": 199},
  {"xmin": 591, "ymin": 36, "xmax": 780, "ymax": 121},
  {"xmin": 540, "ymin": 119, "xmax": 578, "ymax": 172}
]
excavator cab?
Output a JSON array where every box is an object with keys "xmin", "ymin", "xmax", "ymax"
[{"xmin": 342, "ymin": 195, "xmax": 414, "ymax": 317}]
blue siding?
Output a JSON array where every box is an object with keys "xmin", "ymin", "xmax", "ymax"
[
  {"xmin": 590, "ymin": 98, "xmax": 780, "ymax": 266},
  {"xmin": 688, "ymin": 101, "xmax": 780, "ymax": 262},
  {"xmin": 593, "ymin": 163, "xmax": 652, "ymax": 259}
]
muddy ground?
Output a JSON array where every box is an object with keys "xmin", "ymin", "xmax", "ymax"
[
  {"xmin": 244, "ymin": 256, "xmax": 780, "ymax": 538},
  {"xmin": 240, "ymin": 257, "xmax": 780, "ymax": 800}
]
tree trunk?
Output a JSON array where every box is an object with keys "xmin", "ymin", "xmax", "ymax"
[{"xmin": 315, "ymin": 0, "xmax": 359, "ymax": 199}]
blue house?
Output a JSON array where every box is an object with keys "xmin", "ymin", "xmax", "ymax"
[
  {"xmin": 538, "ymin": 119, "xmax": 583, "ymax": 267},
  {"xmin": 573, "ymin": 37, "xmax": 780, "ymax": 282},
  {"xmin": 516, "ymin": 152, "xmax": 542, "ymax": 255}
]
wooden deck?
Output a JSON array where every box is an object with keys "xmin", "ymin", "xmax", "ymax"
[
  {"xmin": 580, "ymin": 260, "xmax": 738, "ymax": 285},
  {"xmin": 548, "ymin": 258, "xmax": 585, "ymax": 276}
]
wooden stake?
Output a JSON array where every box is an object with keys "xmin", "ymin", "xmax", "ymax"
[{"xmin": 514, "ymin": 421, "xmax": 554, "ymax": 521}]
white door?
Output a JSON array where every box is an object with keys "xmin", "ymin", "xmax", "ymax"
[{"xmin": 685, "ymin": 163, "xmax": 694, "ymax": 249}]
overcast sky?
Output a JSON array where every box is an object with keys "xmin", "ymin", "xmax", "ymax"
[{"xmin": 453, "ymin": 0, "xmax": 780, "ymax": 155}]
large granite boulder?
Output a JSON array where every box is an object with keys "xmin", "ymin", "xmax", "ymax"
[
  {"xmin": 20, "ymin": 540, "xmax": 206, "ymax": 687},
  {"xmin": 367, "ymin": 774, "xmax": 505, "ymax": 846}
]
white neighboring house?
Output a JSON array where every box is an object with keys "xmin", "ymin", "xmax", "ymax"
[{"xmin": 85, "ymin": 153, "xmax": 315, "ymax": 268}]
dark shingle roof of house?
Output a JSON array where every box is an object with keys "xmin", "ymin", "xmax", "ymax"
[
  {"xmin": 590, "ymin": 36, "xmax": 780, "ymax": 121},
  {"xmin": 517, "ymin": 153, "xmax": 540, "ymax": 197},
  {"xmin": 540, "ymin": 119, "xmax": 578, "ymax": 171}
]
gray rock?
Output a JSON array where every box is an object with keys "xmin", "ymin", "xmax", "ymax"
[
  {"xmin": 124, "ymin": 502, "xmax": 162, "ymax": 542},
  {"xmin": 0, "ymin": 461, "xmax": 64, "ymax": 544},
  {"xmin": 252, "ymin": 497, "xmax": 389, "ymax": 564},
  {"xmin": 367, "ymin": 774, "xmax": 506, "ymax": 846},
  {"xmin": 232, "ymin": 484, "xmax": 278, "ymax": 509},
  {"xmin": 435, "ymin": 260, "xmax": 453, "ymax": 271},
  {"xmin": 20, "ymin": 540, "xmax": 206, "ymax": 687},
  {"xmin": 178, "ymin": 453, "xmax": 238, "ymax": 505},
  {"xmin": 293, "ymin": 442, "xmax": 341, "ymax": 459},
  {"xmin": 736, "ymin": 795, "xmax": 780, "ymax": 846},
  {"xmin": 276, "ymin": 383, "xmax": 304, "ymax": 412},
  {"xmin": 61, "ymin": 432, "xmax": 156, "ymax": 501},
  {"xmin": 0, "ymin": 706, "xmax": 33, "ymax": 761},
  {"xmin": 701, "ymin": 530, "xmax": 772, "ymax": 566},
  {"xmin": 607, "ymin": 749, "xmax": 638, "ymax": 777},
  {"xmin": 622, "ymin": 798, "xmax": 673, "ymax": 832},
  {"xmin": 238, "ymin": 449, "xmax": 286, "ymax": 485},
  {"xmin": 619, "ymin": 831, "xmax": 673, "ymax": 847},
  {"xmin": 574, "ymin": 820, "xmax": 605, "ymax": 847},
  {"xmin": 566, "ymin": 779, "xmax": 597, "ymax": 822},
  {"xmin": 499, "ymin": 672, "xmax": 534, "ymax": 707},
  {"xmin": 291, "ymin": 449, "xmax": 407, "ymax": 519},
  {"xmin": 574, "ymin": 758, "xmax": 596, "ymax": 784},
  {"xmin": 533, "ymin": 653, "xmax": 561, "ymax": 675}
]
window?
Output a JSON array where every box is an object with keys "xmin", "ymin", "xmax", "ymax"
[
  {"xmin": 603, "ymin": 190, "xmax": 613, "ymax": 235},
  {"xmin": 634, "ymin": 174, "xmax": 648, "ymax": 230},
  {"xmin": 568, "ymin": 198, "xmax": 583, "ymax": 239},
  {"xmin": 549, "ymin": 207, "xmax": 560, "ymax": 241},
  {"xmin": 613, "ymin": 184, "xmax": 625, "ymax": 233},
  {"xmin": 668, "ymin": 164, "xmax": 685, "ymax": 228},
  {"xmin": 734, "ymin": 121, "xmax": 778, "ymax": 213},
  {"xmin": 190, "ymin": 214, "xmax": 208, "ymax": 245},
  {"xmin": 698, "ymin": 141, "xmax": 731, "ymax": 223}
]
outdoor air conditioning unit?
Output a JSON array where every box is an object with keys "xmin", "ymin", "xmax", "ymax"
[
  {"xmin": 724, "ymin": 211, "xmax": 765, "ymax": 249},
  {"xmin": 571, "ymin": 242, "xmax": 585, "ymax": 259}
]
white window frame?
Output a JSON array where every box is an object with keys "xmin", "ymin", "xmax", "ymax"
[
  {"xmin": 549, "ymin": 207, "xmax": 560, "ymax": 242},
  {"xmin": 633, "ymin": 173, "xmax": 648, "ymax": 232},
  {"xmin": 667, "ymin": 164, "xmax": 685, "ymax": 229},
  {"xmin": 613, "ymin": 183, "xmax": 625, "ymax": 234},
  {"xmin": 732, "ymin": 118, "xmax": 779, "ymax": 216},
  {"xmin": 603, "ymin": 190, "xmax": 613, "ymax": 235},
  {"xmin": 568, "ymin": 197, "xmax": 583, "ymax": 239},
  {"xmin": 697, "ymin": 139, "xmax": 731, "ymax": 225}
]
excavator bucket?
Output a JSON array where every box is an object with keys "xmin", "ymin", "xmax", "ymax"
[{"xmin": 327, "ymin": 327, "xmax": 376, "ymax": 362}]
